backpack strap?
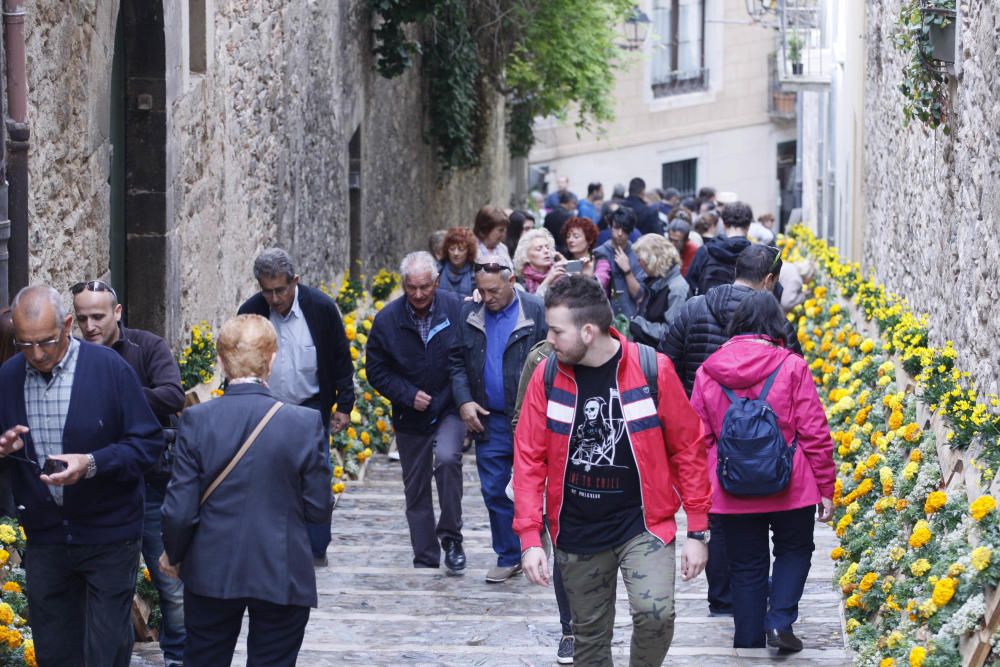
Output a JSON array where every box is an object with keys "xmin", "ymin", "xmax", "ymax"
[
  {"xmin": 636, "ymin": 343, "xmax": 659, "ymax": 406},
  {"xmin": 758, "ymin": 361, "xmax": 786, "ymax": 401},
  {"xmin": 543, "ymin": 353, "xmax": 559, "ymax": 401}
]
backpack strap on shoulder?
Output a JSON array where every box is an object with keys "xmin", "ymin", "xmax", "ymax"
[
  {"xmin": 543, "ymin": 353, "xmax": 559, "ymax": 401},
  {"xmin": 758, "ymin": 361, "xmax": 785, "ymax": 401},
  {"xmin": 636, "ymin": 343, "xmax": 659, "ymax": 406}
]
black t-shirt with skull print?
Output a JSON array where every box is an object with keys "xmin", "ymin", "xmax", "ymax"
[{"xmin": 557, "ymin": 346, "xmax": 645, "ymax": 554}]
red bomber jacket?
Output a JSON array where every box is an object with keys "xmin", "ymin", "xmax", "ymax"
[{"xmin": 512, "ymin": 329, "xmax": 712, "ymax": 552}]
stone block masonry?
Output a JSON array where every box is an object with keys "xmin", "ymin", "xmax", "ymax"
[{"xmin": 863, "ymin": 0, "xmax": 1000, "ymax": 394}]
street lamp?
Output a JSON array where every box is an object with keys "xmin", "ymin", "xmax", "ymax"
[
  {"xmin": 744, "ymin": 0, "xmax": 778, "ymax": 23},
  {"xmin": 618, "ymin": 5, "xmax": 651, "ymax": 51}
]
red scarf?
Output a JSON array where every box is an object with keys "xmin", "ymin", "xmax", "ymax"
[{"xmin": 521, "ymin": 264, "xmax": 550, "ymax": 293}]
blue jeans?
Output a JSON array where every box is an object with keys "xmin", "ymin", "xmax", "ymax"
[
  {"xmin": 718, "ymin": 505, "xmax": 816, "ymax": 648},
  {"xmin": 705, "ymin": 513, "xmax": 732, "ymax": 613},
  {"xmin": 143, "ymin": 483, "xmax": 186, "ymax": 664},
  {"xmin": 25, "ymin": 539, "xmax": 141, "ymax": 667},
  {"xmin": 476, "ymin": 415, "xmax": 520, "ymax": 567}
]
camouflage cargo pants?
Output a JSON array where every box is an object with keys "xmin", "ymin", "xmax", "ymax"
[{"xmin": 556, "ymin": 532, "xmax": 676, "ymax": 667}]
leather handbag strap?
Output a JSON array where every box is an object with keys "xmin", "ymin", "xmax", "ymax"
[{"xmin": 200, "ymin": 401, "xmax": 283, "ymax": 506}]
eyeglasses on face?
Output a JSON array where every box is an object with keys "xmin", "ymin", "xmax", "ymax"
[
  {"xmin": 474, "ymin": 262, "xmax": 512, "ymax": 274},
  {"xmin": 260, "ymin": 285, "xmax": 292, "ymax": 298},
  {"xmin": 71, "ymin": 280, "xmax": 118, "ymax": 302},
  {"xmin": 13, "ymin": 332, "xmax": 63, "ymax": 351}
]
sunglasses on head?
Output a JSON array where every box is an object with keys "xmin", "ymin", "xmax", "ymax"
[
  {"xmin": 474, "ymin": 262, "xmax": 511, "ymax": 274},
  {"xmin": 71, "ymin": 280, "xmax": 118, "ymax": 302}
]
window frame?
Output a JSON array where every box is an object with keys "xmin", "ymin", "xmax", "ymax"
[{"xmin": 651, "ymin": 0, "xmax": 708, "ymax": 98}]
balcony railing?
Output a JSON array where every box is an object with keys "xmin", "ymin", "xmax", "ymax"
[
  {"xmin": 777, "ymin": 0, "xmax": 832, "ymax": 89},
  {"xmin": 651, "ymin": 67, "xmax": 710, "ymax": 98}
]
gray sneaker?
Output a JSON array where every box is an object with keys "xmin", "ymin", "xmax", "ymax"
[
  {"xmin": 484, "ymin": 563, "xmax": 522, "ymax": 583},
  {"xmin": 557, "ymin": 635, "xmax": 574, "ymax": 664}
]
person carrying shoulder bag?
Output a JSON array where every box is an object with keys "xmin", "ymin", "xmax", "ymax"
[{"xmin": 160, "ymin": 314, "xmax": 333, "ymax": 667}]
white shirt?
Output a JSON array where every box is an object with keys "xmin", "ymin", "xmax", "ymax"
[{"xmin": 268, "ymin": 287, "xmax": 320, "ymax": 405}]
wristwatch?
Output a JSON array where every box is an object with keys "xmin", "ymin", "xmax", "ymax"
[
  {"xmin": 84, "ymin": 454, "xmax": 97, "ymax": 479},
  {"xmin": 687, "ymin": 530, "xmax": 710, "ymax": 544}
]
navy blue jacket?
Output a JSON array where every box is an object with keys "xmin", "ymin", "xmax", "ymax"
[
  {"xmin": 238, "ymin": 284, "xmax": 355, "ymax": 417},
  {"xmin": 449, "ymin": 291, "xmax": 547, "ymax": 419},
  {"xmin": 622, "ymin": 195, "xmax": 663, "ymax": 235},
  {"xmin": 365, "ymin": 291, "xmax": 463, "ymax": 434},
  {"xmin": 161, "ymin": 384, "xmax": 331, "ymax": 607},
  {"xmin": 0, "ymin": 341, "xmax": 163, "ymax": 545}
]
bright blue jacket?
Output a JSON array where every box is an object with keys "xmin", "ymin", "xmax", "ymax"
[{"xmin": 0, "ymin": 341, "xmax": 163, "ymax": 545}]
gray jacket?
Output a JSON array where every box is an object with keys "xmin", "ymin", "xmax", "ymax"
[{"xmin": 161, "ymin": 383, "xmax": 332, "ymax": 607}]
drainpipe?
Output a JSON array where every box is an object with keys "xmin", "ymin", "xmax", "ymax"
[
  {"xmin": 3, "ymin": 0, "xmax": 29, "ymax": 298},
  {"xmin": 0, "ymin": 53, "xmax": 8, "ymax": 308}
]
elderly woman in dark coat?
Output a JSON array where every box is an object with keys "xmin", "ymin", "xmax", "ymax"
[
  {"xmin": 160, "ymin": 314, "xmax": 332, "ymax": 667},
  {"xmin": 628, "ymin": 234, "xmax": 691, "ymax": 345}
]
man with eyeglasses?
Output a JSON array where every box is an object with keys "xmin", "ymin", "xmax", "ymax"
[
  {"xmin": 659, "ymin": 244, "xmax": 802, "ymax": 620},
  {"xmin": 238, "ymin": 248, "xmax": 355, "ymax": 567},
  {"xmin": 71, "ymin": 279, "xmax": 187, "ymax": 667},
  {"xmin": 685, "ymin": 201, "xmax": 754, "ymax": 297},
  {"xmin": 449, "ymin": 257, "xmax": 547, "ymax": 583},
  {"xmin": 0, "ymin": 285, "xmax": 163, "ymax": 666}
]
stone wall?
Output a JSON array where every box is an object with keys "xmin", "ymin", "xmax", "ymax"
[
  {"xmin": 863, "ymin": 0, "xmax": 1000, "ymax": 391},
  {"xmin": 19, "ymin": 0, "xmax": 510, "ymax": 342}
]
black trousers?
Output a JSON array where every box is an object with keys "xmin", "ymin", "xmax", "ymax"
[
  {"xmin": 705, "ymin": 513, "xmax": 732, "ymax": 612},
  {"xmin": 24, "ymin": 539, "xmax": 141, "ymax": 667},
  {"xmin": 183, "ymin": 589, "xmax": 310, "ymax": 667}
]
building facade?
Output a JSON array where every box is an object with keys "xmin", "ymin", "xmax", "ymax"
[
  {"xmin": 528, "ymin": 0, "xmax": 797, "ymax": 225},
  {"xmin": 15, "ymin": 0, "xmax": 510, "ymax": 342}
]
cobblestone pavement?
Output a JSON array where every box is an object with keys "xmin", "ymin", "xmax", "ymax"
[{"xmin": 134, "ymin": 452, "xmax": 850, "ymax": 666}]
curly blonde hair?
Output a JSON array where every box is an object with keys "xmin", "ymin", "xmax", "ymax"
[{"xmin": 632, "ymin": 234, "xmax": 680, "ymax": 278}]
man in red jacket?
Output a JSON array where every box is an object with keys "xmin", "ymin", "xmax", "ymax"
[{"xmin": 513, "ymin": 275, "xmax": 712, "ymax": 666}]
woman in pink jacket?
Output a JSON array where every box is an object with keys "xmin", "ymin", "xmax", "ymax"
[{"xmin": 690, "ymin": 290, "xmax": 836, "ymax": 653}]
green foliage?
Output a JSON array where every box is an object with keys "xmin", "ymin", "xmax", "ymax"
[
  {"xmin": 894, "ymin": 0, "xmax": 955, "ymax": 133},
  {"xmin": 367, "ymin": 0, "xmax": 632, "ymax": 167},
  {"xmin": 786, "ymin": 34, "xmax": 804, "ymax": 63},
  {"xmin": 505, "ymin": 0, "xmax": 633, "ymax": 156}
]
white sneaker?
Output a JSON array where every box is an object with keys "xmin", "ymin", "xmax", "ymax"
[{"xmin": 388, "ymin": 449, "xmax": 400, "ymax": 461}]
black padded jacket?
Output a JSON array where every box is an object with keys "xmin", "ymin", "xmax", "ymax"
[{"xmin": 658, "ymin": 283, "xmax": 802, "ymax": 396}]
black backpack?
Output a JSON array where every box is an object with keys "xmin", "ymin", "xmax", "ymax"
[
  {"xmin": 697, "ymin": 259, "xmax": 736, "ymax": 296},
  {"xmin": 544, "ymin": 342, "xmax": 659, "ymax": 405},
  {"xmin": 716, "ymin": 362, "xmax": 795, "ymax": 496}
]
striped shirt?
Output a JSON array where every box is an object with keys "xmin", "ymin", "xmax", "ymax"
[{"xmin": 24, "ymin": 337, "xmax": 80, "ymax": 505}]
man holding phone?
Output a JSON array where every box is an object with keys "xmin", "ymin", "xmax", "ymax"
[{"xmin": 0, "ymin": 285, "xmax": 163, "ymax": 667}]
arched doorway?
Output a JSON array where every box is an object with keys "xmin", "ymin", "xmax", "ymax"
[{"xmin": 110, "ymin": 2, "xmax": 168, "ymax": 334}]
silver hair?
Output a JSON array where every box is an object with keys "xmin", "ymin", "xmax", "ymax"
[
  {"xmin": 12, "ymin": 285, "xmax": 67, "ymax": 322},
  {"xmin": 400, "ymin": 251, "xmax": 440, "ymax": 281},
  {"xmin": 253, "ymin": 248, "xmax": 296, "ymax": 281}
]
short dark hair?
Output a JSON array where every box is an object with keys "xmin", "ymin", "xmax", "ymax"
[
  {"xmin": 558, "ymin": 191, "xmax": 577, "ymax": 205},
  {"xmin": 735, "ymin": 244, "xmax": 782, "ymax": 284},
  {"xmin": 628, "ymin": 177, "xmax": 646, "ymax": 196},
  {"xmin": 609, "ymin": 206, "xmax": 636, "ymax": 233},
  {"xmin": 725, "ymin": 290, "xmax": 787, "ymax": 345},
  {"xmin": 473, "ymin": 205, "xmax": 509, "ymax": 240},
  {"xmin": 666, "ymin": 220, "xmax": 691, "ymax": 238},
  {"xmin": 698, "ymin": 186, "xmax": 716, "ymax": 200},
  {"xmin": 721, "ymin": 202, "xmax": 753, "ymax": 228},
  {"xmin": 663, "ymin": 187, "xmax": 680, "ymax": 200},
  {"xmin": 544, "ymin": 274, "xmax": 613, "ymax": 332},
  {"xmin": 587, "ymin": 182, "xmax": 602, "ymax": 197},
  {"xmin": 681, "ymin": 196, "xmax": 699, "ymax": 212}
]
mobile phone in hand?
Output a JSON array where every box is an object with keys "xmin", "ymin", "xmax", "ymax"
[
  {"xmin": 42, "ymin": 458, "xmax": 68, "ymax": 475},
  {"xmin": 564, "ymin": 259, "xmax": 584, "ymax": 274}
]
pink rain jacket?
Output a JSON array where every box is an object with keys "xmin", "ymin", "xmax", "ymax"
[{"xmin": 690, "ymin": 335, "xmax": 836, "ymax": 514}]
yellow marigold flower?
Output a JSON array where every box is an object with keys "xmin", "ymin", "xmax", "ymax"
[
  {"xmin": 360, "ymin": 431, "xmax": 371, "ymax": 446},
  {"xmin": 346, "ymin": 426, "xmax": 357, "ymax": 439},
  {"xmin": 831, "ymin": 547, "xmax": 846, "ymax": 560},
  {"xmin": 971, "ymin": 495, "xmax": 997, "ymax": 521},
  {"xmin": 880, "ymin": 467, "xmax": 894, "ymax": 495},
  {"xmin": 350, "ymin": 409, "xmax": 362, "ymax": 425},
  {"xmin": 882, "ymin": 576, "xmax": 895, "ymax": 593},
  {"xmin": 845, "ymin": 618, "xmax": 860, "ymax": 633},
  {"xmin": 910, "ymin": 558, "xmax": 931, "ymax": 577},
  {"xmin": 902, "ymin": 423, "xmax": 922, "ymax": 442},
  {"xmin": 909, "ymin": 520, "xmax": 932, "ymax": 548},
  {"xmin": 896, "ymin": 499, "xmax": 909, "ymax": 512},
  {"xmin": 888, "ymin": 409, "xmax": 904, "ymax": 431},
  {"xmin": 931, "ymin": 577, "xmax": 956, "ymax": 607},
  {"xmin": 909, "ymin": 647, "xmax": 926, "ymax": 667},
  {"xmin": 860, "ymin": 339, "xmax": 875, "ymax": 354},
  {"xmin": 0, "ymin": 525, "xmax": 16, "ymax": 545},
  {"xmin": 836, "ymin": 514, "xmax": 853, "ymax": 537},
  {"xmin": 948, "ymin": 563, "xmax": 966, "ymax": 577},
  {"xmin": 890, "ymin": 546, "xmax": 905, "ymax": 561},
  {"xmin": 376, "ymin": 419, "xmax": 387, "ymax": 433},
  {"xmin": 23, "ymin": 638, "xmax": 36, "ymax": 667},
  {"xmin": 880, "ymin": 659, "xmax": 895, "ymax": 667},
  {"xmin": 332, "ymin": 482, "xmax": 346, "ymax": 495},
  {"xmin": 0, "ymin": 549, "xmax": 9, "ymax": 567},
  {"xmin": 1, "ymin": 581, "xmax": 21, "ymax": 594},
  {"xmin": 903, "ymin": 461, "xmax": 920, "ymax": 481},
  {"xmin": 972, "ymin": 546, "xmax": 992, "ymax": 571},
  {"xmin": 845, "ymin": 593, "xmax": 862, "ymax": 608},
  {"xmin": 886, "ymin": 630, "xmax": 904, "ymax": 648},
  {"xmin": 910, "ymin": 450, "xmax": 923, "ymax": 462},
  {"xmin": 143, "ymin": 567, "xmax": 152, "ymax": 583},
  {"xmin": 333, "ymin": 466, "xmax": 344, "ymax": 479},
  {"xmin": 350, "ymin": 346, "xmax": 360, "ymax": 361},
  {"xmin": 924, "ymin": 491, "xmax": 947, "ymax": 514},
  {"xmin": 358, "ymin": 368, "xmax": 368, "ymax": 383},
  {"xmin": 859, "ymin": 572, "xmax": 878, "ymax": 592},
  {"xmin": 0, "ymin": 602, "xmax": 13, "ymax": 625}
]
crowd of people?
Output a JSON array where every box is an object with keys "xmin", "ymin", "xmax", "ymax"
[{"xmin": 0, "ymin": 175, "xmax": 834, "ymax": 667}]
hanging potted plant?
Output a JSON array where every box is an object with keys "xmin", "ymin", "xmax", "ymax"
[
  {"xmin": 921, "ymin": 0, "xmax": 957, "ymax": 64},
  {"xmin": 787, "ymin": 34, "xmax": 804, "ymax": 75}
]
